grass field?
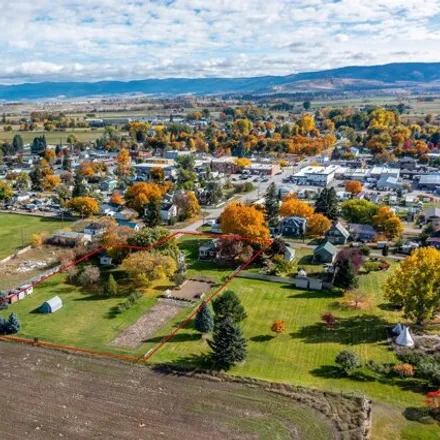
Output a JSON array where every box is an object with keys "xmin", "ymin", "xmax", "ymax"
[
  {"xmin": 0, "ymin": 213, "xmax": 71, "ymax": 259},
  {"xmin": 0, "ymin": 128, "xmax": 105, "ymax": 143}
]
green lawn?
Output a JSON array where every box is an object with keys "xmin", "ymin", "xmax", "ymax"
[
  {"xmin": 0, "ymin": 213, "xmax": 71, "ymax": 259},
  {"xmin": 0, "ymin": 128, "xmax": 104, "ymax": 144}
]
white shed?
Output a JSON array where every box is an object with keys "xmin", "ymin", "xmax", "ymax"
[{"xmin": 40, "ymin": 296, "xmax": 63, "ymax": 313}]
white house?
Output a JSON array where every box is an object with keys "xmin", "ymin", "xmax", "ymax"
[{"xmin": 160, "ymin": 203, "xmax": 178, "ymax": 223}]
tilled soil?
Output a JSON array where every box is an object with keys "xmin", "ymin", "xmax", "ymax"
[
  {"xmin": 112, "ymin": 302, "xmax": 182, "ymax": 348},
  {"xmin": 0, "ymin": 342, "xmax": 336, "ymax": 440}
]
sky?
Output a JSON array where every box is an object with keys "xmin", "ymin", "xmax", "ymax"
[{"xmin": 1, "ymin": 0, "xmax": 440, "ymax": 84}]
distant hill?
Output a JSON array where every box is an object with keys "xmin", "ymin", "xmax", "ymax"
[{"xmin": 2, "ymin": 62, "xmax": 440, "ymax": 101}]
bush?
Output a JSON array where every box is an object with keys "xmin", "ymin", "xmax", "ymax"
[
  {"xmin": 363, "ymin": 261, "xmax": 381, "ymax": 273},
  {"xmin": 77, "ymin": 265, "xmax": 100, "ymax": 287},
  {"xmin": 359, "ymin": 244, "xmax": 371, "ymax": 256},
  {"xmin": 335, "ymin": 350, "xmax": 361, "ymax": 375},
  {"xmin": 394, "ymin": 363, "xmax": 415, "ymax": 378},
  {"xmin": 172, "ymin": 272, "xmax": 186, "ymax": 287},
  {"xmin": 366, "ymin": 359, "xmax": 395, "ymax": 375}
]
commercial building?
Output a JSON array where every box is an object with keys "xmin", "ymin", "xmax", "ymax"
[{"xmin": 292, "ymin": 165, "xmax": 339, "ymax": 187}]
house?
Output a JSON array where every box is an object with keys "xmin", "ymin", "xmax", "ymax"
[
  {"xmin": 99, "ymin": 255, "xmax": 113, "ymax": 266},
  {"xmin": 115, "ymin": 219, "xmax": 144, "ymax": 231},
  {"xmin": 47, "ymin": 231, "xmax": 92, "ymax": 247},
  {"xmin": 422, "ymin": 207, "xmax": 440, "ymax": 227},
  {"xmin": 376, "ymin": 176, "xmax": 401, "ymax": 191},
  {"xmin": 160, "ymin": 202, "xmax": 178, "ymax": 223},
  {"xmin": 349, "ymin": 224, "xmax": 377, "ymax": 242},
  {"xmin": 40, "ymin": 296, "xmax": 63, "ymax": 313},
  {"xmin": 199, "ymin": 240, "xmax": 218, "ymax": 259},
  {"xmin": 325, "ymin": 222, "xmax": 350, "ymax": 245},
  {"xmin": 279, "ymin": 216, "xmax": 307, "ymax": 237},
  {"xmin": 100, "ymin": 179, "xmax": 118, "ymax": 192},
  {"xmin": 83, "ymin": 222, "xmax": 107, "ymax": 237},
  {"xmin": 313, "ymin": 241, "xmax": 337, "ymax": 263}
]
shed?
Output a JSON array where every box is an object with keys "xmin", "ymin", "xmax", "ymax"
[{"xmin": 40, "ymin": 296, "xmax": 63, "ymax": 313}]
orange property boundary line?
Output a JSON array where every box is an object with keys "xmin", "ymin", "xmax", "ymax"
[{"xmin": 0, "ymin": 231, "xmax": 272, "ymax": 364}]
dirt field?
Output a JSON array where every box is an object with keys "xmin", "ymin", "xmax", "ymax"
[
  {"xmin": 0, "ymin": 342, "xmax": 336, "ymax": 440},
  {"xmin": 112, "ymin": 302, "xmax": 183, "ymax": 348},
  {"xmin": 170, "ymin": 279, "xmax": 214, "ymax": 300}
]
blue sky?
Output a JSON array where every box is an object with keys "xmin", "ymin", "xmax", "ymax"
[{"xmin": 1, "ymin": 0, "xmax": 440, "ymax": 84}]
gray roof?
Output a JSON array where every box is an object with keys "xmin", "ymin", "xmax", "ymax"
[
  {"xmin": 43, "ymin": 296, "xmax": 63, "ymax": 309},
  {"xmin": 332, "ymin": 222, "xmax": 350, "ymax": 238},
  {"xmin": 419, "ymin": 174, "xmax": 440, "ymax": 186},
  {"xmin": 349, "ymin": 224, "xmax": 376, "ymax": 234},
  {"xmin": 314, "ymin": 241, "xmax": 337, "ymax": 256},
  {"xmin": 424, "ymin": 207, "xmax": 440, "ymax": 219}
]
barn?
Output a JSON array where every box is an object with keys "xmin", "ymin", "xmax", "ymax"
[{"xmin": 40, "ymin": 296, "xmax": 63, "ymax": 313}]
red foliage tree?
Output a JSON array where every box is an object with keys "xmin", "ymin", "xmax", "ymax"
[
  {"xmin": 335, "ymin": 248, "xmax": 365, "ymax": 273},
  {"xmin": 321, "ymin": 312, "xmax": 336, "ymax": 329}
]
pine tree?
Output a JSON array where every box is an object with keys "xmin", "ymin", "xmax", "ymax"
[
  {"xmin": 264, "ymin": 182, "xmax": 279, "ymax": 228},
  {"xmin": 212, "ymin": 290, "xmax": 247, "ymax": 323},
  {"xmin": 29, "ymin": 166, "xmax": 43, "ymax": 191},
  {"xmin": 0, "ymin": 315, "xmax": 6, "ymax": 333},
  {"xmin": 195, "ymin": 302, "xmax": 214, "ymax": 334},
  {"xmin": 333, "ymin": 259, "xmax": 358, "ymax": 290},
  {"xmin": 12, "ymin": 134, "xmax": 24, "ymax": 153},
  {"xmin": 72, "ymin": 173, "xmax": 88, "ymax": 197},
  {"xmin": 382, "ymin": 245, "xmax": 389, "ymax": 257},
  {"xmin": 63, "ymin": 153, "xmax": 72, "ymax": 171},
  {"xmin": 208, "ymin": 316, "xmax": 247, "ymax": 370},
  {"xmin": 144, "ymin": 197, "xmax": 161, "ymax": 227},
  {"xmin": 315, "ymin": 187, "xmax": 339, "ymax": 220},
  {"xmin": 104, "ymin": 274, "xmax": 118, "ymax": 298},
  {"xmin": 5, "ymin": 313, "xmax": 21, "ymax": 334},
  {"xmin": 0, "ymin": 291, "xmax": 9, "ymax": 311}
]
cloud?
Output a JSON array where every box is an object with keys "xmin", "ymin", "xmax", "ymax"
[{"xmin": 0, "ymin": 0, "xmax": 439, "ymax": 83}]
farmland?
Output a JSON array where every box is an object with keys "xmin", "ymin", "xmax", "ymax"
[
  {"xmin": 0, "ymin": 213, "xmax": 71, "ymax": 259},
  {"xmin": 0, "ymin": 128, "xmax": 105, "ymax": 144},
  {"xmin": 0, "ymin": 342, "xmax": 336, "ymax": 440}
]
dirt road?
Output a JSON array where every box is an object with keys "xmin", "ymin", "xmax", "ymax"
[{"xmin": 0, "ymin": 342, "xmax": 335, "ymax": 440}]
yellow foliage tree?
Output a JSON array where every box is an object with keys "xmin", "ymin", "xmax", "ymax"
[
  {"xmin": 235, "ymin": 158, "xmax": 251, "ymax": 169},
  {"xmin": 67, "ymin": 196, "xmax": 99, "ymax": 217},
  {"xmin": 279, "ymin": 198, "xmax": 314, "ymax": 220},
  {"xmin": 220, "ymin": 202, "xmax": 269, "ymax": 239},
  {"xmin": 307, "ymin": 213, "xmax": 332, "ymax": 236},
  {"xmin": 42, "ymin": 175, "xmax": 61, "ymax": 191},
  {"xmin": 116, "ymin": 148, "xmax": 131, "ymax": 178},
  {"xmin": 124, "ymin": 182, "xmax": 165, "ymax": 214},
  {"xmin": 384, "ymin": 247, "xmax": 440, "ymax": 323},
  {"xmin": 372, "ymin": 206, "xmax": 403, "ymax": 240}
]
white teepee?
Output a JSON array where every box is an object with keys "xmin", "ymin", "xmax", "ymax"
[
  {"xmin": 392, "ymin": 323, "xmax": 403, "ymax": 335},
  {"xmin": 395, "ymin": 326, "xmax": 415, "ymax": 348}
]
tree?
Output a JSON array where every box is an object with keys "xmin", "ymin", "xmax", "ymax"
[
  {"xmin": 345, "ymin": 180, "xmax": 362, "ymax": 196},
  {"xmin": 235, "ymin": 158, "xmax": 251, "ymax": 169},
  {"xmin": 31, "ymin": 233, "xmax": 44, "ymax": 248},
  {"xmin": 184, "ymin": 191, "xmax": 201, "ymax": 218},
  {"xmin": 335, "ymin": 247, "xmax": 365, "ymax": 273},
  {"xmin": 341, "ymin": 199, "xmax": 378, "ymax": 224},
  {"xmin": 124, "ymin": 182, "xmax": 164, "ymax": 215},
  {"xmin": 212, "ymin": 290, "xmax": 247, "ymax": 324},
  {"xmin": 29, "ymin": 166, "xmax": 44, "ymax": 192},
  {"xmin": 264, "ymin": 182, "xmax": 279, "ymax": 228},
  {"xmin": 208, "ymin": 316, "xmax": 247, "ymax": 370},
  {"xmin": 195, "ymin": 302, "xmax": 214, "ymax": 334},
  {"xmin": 110, "ymin": 191, "xmax": 124, "ymax": 205},
  {"xmin": 333, "ymin": 259, "xmax": 359, "ymax": 290},
  {"xmin": 372, "ymin": 206, "xmax": 403, "ymax": 240},
  {"xmin": 382, "ymin": 244, "xmax": 389, "ymax": 257},
  {"xmin": 67, "ymin": 197, "xmax": 99, "ymax": 217},
  {"xmin": 15, "ymin": 171, "xmax": 30, "ymax": 190},
  {"xmin": 42, "ymin": 175, "xmax": 61, "ymax": 191},
  {"xmin": 384, "ymin": 247, "xmax": 440, "ymax": 324},
  {"xmin": 72, "ymin": 172, "xmax": 88, "ymax": 197},
  {"xmin": 77, "ymin": 266, "xmax": 100, "ymax": 287},
  {"xmin": 279, "ymin": 198, "xmax": 314, "ymax": 219},
  {"xmin": 303, "ymin": 101, "xmax": 311, "ymax": 111},
  {"xmin": 116, "ymin": 148, "xmax": 131, "ymax": 178},
  {"xmin": 271, "ymin": 320, "xmax": 286, "ymax": 336},
  {"xmin": 307, "ymin": 213, "xmax": 331, "ymax": 236},
  {"xmin": 122, "ymin": 251, "xmax": 177, "ymax": 286},
  {"xmin": 335, "ymin": 350, "xmax": 361, "ymax": 375},
  {"xmin": 12, "ymin": 134, "xmax": 24, "ymax": 153},
  {"xmin": 144, "ymin": 197, "xmax": 162, "ymax": 227},
  {"xmin": 62, "ymin": 152, "xmax": 72, "ymax": 171},
  {"xmin": 103, "ymin": 274, "xmax": 118, "ymax": 298},
  {"xmin": 321, "ymin": 312, "xmax": 336, "ymax": 329},
  {"xmin": 0, "ymin": 181, "xmax": 13, "ymax": 201},
  {"xmin": 344, "ymin": 289, "xmax": 369, "ymax": 308},
  {"xmin": 314, "ymin": 187, "xmax": 338, "ymax": 220},
  {"xmin": 5, "ymin": 313, "xmax": 21, "ymax": 334},
  {"xmin": 220, "ymin": 202, "xmax": 269, "ymax": 239}
]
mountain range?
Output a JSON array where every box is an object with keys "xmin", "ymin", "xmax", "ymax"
[{"xmin": 2, "ymin": 62, "xmax": 440, "ymax": 101}]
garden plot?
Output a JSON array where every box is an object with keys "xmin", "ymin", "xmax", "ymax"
[
  {"xmin": 166, "ymin": 278, "xmax": 215, "ymax": 301},
  {"xmin": 112, "ymin": 302, "xmax": 184, "ymax": 349}
]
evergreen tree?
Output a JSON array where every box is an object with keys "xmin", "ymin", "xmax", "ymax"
[
  {"xmin": 144, "ymin": 197, "xmax": 161, "ymax": 227},
  {"xmin": 208, "ymin": 316, "xmax": 247, "ymax": 370},
  {"xmin": 12, "ymin": 134, "xmax": 24, "ymax": 153},
  {"xmin": 195, "ymin": 302, "xmax": 214, "ymax": 334},
  {"xmin": 62, "ymin": 153, "xmax": 72, "ymax": 171},
  {"xmin": 315, "ymin": 187, "xmax": 339, "ymax": 220},
  {"xmin": 29, "ymin": 166, "xmax": 43, "ymax": 191},
  {"xmin": 103, "ymin": 274, "xmax": 118, "ymax": 298},
  {"xmin": 264, "ymin": 182, "xmax": 279, "ymax": 228},
  {"xmin": 0, "ymin": 315, "xmax": 6, "ymax": 333},
  {"xmin": 382, "ymin": 245, "xmax": 389, "ymax": 257},
  {"xmin": 72, "ymin": 172, "xmax": 88, "ymax": 197},
  {"xmin": 30, "ymin": 135, "xmax": 47, "ymax": 154},
  {"xmin": 333, "ymin": 259, "xmax": 359, "ymax": 290},
  {"xmin": 212, "ymin": 290, "xmax": 247, "ymax": 323},
  {"xmin": 5, "ymin": 313, "xmax": 21, "ymax": 334},
  {"xmin": 0, "ymin": 291, "xmax": 9, "ymax": 311}
]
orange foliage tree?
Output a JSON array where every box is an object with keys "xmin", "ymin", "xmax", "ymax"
[
  {"xmin": 279, "ymin": 198, "xmax": 314, "ymax": 219},
  {"xmin": 372, "ymin": 206, "xmax": 403, "ymax": 240},
  {"xmin": 124, "ymin": 182, "xmax": 165, "ymax": 215},
  {"xmin": 220, "ymin": 202, "xmax": 269, "ymax": 239},
  {"xmin": 307, "ymin": 213, "xmax": 332, "ymax": 236},
  {"xmin": 426, "ymin": 390, "xmax": 440, "ymax": 413},
  {"xmin": 42, "ymin": 175, "xmax": 61, "ymax": 191},
  {"xmin": 271, "ymin": 320, "xmax": 286, "ymax": 336},
  {"xmin": 345, "ymin": 180, "xmax": 362, "ymax": 195},
  {"xmin": 116, "ymin": 148, "xmax": 131, "ymax": 178},
  {"xmin": 110, "ymin": 191, "xmax": 124, "ymax": 205}
]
